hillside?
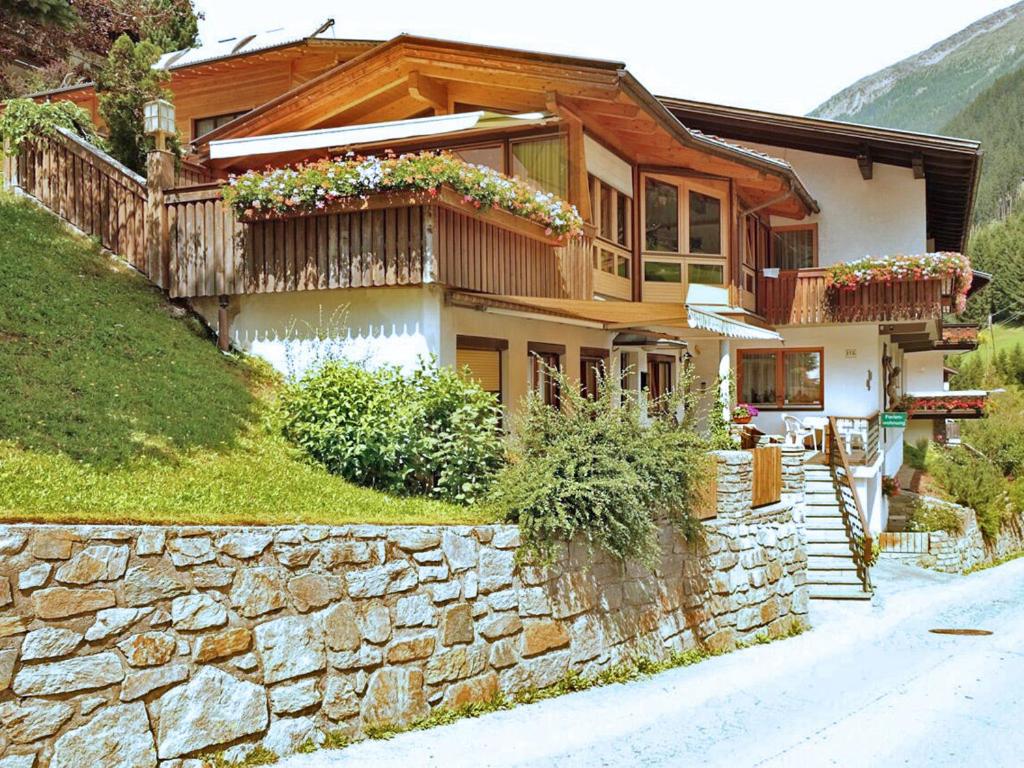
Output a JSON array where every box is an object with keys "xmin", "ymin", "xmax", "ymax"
[
  {"xmin": 944, "ymin": 65, "xmax": 1024, "ymax": 222},
  {"xmin": 810, "ymin": 2, "xmax": 1024, "ymax": 134},
  {"xmin": 0, "ymin": 190, "xmax": 474, "ymax": 525}
]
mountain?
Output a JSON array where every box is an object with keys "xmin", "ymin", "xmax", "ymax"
[{"xmin": 810, "ymin": 2, "xmax": 1024, "ymax": 134}]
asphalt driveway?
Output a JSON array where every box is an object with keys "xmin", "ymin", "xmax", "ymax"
[{"xmin": 281, "ymin": 557, "xmax": 1024, "ymax": 768}]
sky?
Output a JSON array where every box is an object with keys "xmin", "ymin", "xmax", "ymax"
[{"xmin": 195, "ymin": 0, "xmax": 1015, "ymax": 116}]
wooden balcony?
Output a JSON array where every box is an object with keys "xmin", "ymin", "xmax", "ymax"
[
  {"xmin": 160, "ymin": 185, "xmax": 592, "ymax": 300},
  {"xmin": 903, "ymin": 391, "xmax": 987, "ymax": 420},
  {"xmin": 756, "ymin": 268, "xmax": 950, "ymax": 326}
]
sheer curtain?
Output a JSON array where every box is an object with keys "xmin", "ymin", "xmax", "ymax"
[{"xmin": 511, "ymin": 136, "xmax": 567, "ymax": 197}]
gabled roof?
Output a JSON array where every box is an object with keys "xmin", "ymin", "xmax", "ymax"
[
  {"xmin": 657, "ymin": 96, "xmax": 982, "ymax": 252},
  {"xmin": 192, "ymin": 34, "xmax": 817, "ymax": 218}
]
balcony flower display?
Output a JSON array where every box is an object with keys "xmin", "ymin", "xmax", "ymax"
[
  {"xmin": 825, "ymin": 253, "xmax": 973, "ymax": 313},
  {"xmin": 222, "ymin": 151, "xmax": 584, "ymax": 239},
  {"xmin": 904, "ymin": 394, "xmax": 987, "ymax": 413},
  {"xmin": 732, "ymin": 403, "xmax": 759, "ymax": 424}
]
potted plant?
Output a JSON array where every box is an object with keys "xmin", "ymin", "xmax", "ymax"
[
  {"xmin": 732, "ymin": 403, "xmax": 759, "ymax": 425},
  {"xmin": 882, "ymin": 475, "xmax": 900, "ymax": 498}
]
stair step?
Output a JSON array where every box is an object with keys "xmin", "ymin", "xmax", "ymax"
[
  {"xmin": 804, "ymin": 479, "xmax": 835, "ymax": 491},
  {"xmin": 807, "ymin": 570, "xmax": 862, "ymax": 586},
  {"xmin": 805, "ymin": 506, "xmax": 843, "ymax": 516},
  {"xmin": 809, "ymin": 583, "xmax": 872, "ymax": 600},
  {"xmin": 808, "ymin": 555, "xmax": 859, "ymax": 570},
  {"xmin": 807, "ymin": 529, "xmax": 850, "ymax": 544},
  {"xmin": 806, "ymin": 517, "xmax": 846, "ymax": 531},
  {"xmin": 805, "ymin": 492, "xmax": 840, "ymax": 505},
  {"xmin": 807, "ymin": 542, "xmax": 856, "ymax": 557}
]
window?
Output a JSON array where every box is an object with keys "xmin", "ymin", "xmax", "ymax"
[
  {"xmin": 737, "ymin": 348, "xmax": 824, "ymax": 410},
  {"xmin": 511, "ymin": 135, "xmax": 567, "ymax": 197},
  {"xmin": 687, "ymin": 263, "xmax": 724, "ymax": 285},
  {"xmin": 645, "ymin": 178, "xmax": 679, "ymax": 252},
  {"xmin": 644, "ymin": 261, "xmax": 682, "ymax": 283},
  {"xmin": 529, "ymin": 342, "xmax": 565, "ymax": 407},
  {"xmin": 456, "ymin": 335, "xmax": 507, "ymax": 402},
  {"xmin": 772, "ymin": 224, "xmax": 818, "ymax": 270},
  {"xmin": 579, "ymin": 347, "xmax": 609, "ymax": 400},
  {"xmin": 688, "ymin": 191, "xmax": 721, "ymax": 254},
  {"xmin": 590, "ymin": 175, "xmax": 633, "ymax": 287},
  {"xmin": 600, "ymin": 184, "xmax": 613, "ymax": 241},
  {"xmin": 193, "ymin": 111, "xmax": 248, "ymax": 139},
  {"xmin": 616, "ymin": 194, "xmax": 630, "ymax": 247},
  {"xmin": 453, "ymin": 144, "xmax": 504, "ymax": 173},
  {"xmin": 647, "ymin": 354, "xmax": 674, "ymax": 412}
]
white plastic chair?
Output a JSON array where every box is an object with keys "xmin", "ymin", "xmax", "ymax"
[{"xmin": 783, "ymin": 414, "xmax": 819, "ymax": 453}]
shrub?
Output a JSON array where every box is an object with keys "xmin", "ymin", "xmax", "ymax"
[
  {"xmin": 926, "ymin": 446, "xmax": 1009, "ymax": 539},
  {"xmin": 961, "ymin": 388, "xmax": 1024, "ymax": 477},
  {"xmin": 906, "ymin": 499, "xmax": 963, "ymax": 535},
  {"xmin": 0, "ymin": 98, "xmax": 102, "ymax": 155},
  {"xmin": 488, "ymin": 367, "xmax": 709, "ymax": 566},
  {"xmin": 279, "ymin": 358, "xmax": 503, "ymax": 505}
]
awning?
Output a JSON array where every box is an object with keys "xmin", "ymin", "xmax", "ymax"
[
  {"xmin": 447, "ymin": 292, "xmax": 781, "ymax": 340},
  {"xmin": 209, "ymin": 111, "xmax": 555, "ymax": 160}
]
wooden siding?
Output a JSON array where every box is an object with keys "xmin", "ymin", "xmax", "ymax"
[
  {"xmin": 757, "ymin": 268, "xmax": 948, "ymax": 325},
  {"xmin": 434, "ymin": 206, "xmax": 591, "ymax": 299},
  {"xmin": 751, "ymin": 446, "xmax": 782, "ymax": 508},
  {"xmin": 5, "ymin": 132, "xmax": 148, "ymax": 275}
]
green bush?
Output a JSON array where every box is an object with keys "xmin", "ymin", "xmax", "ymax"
[
  {"xmin": 488, "ymin": 368, "xmax": 708, "ymax": 566},
  {"xmin": 279, "ymin": 359, "xmax": 503, "ymax": 505},
  {"xmin": 926, "ymin": 446, "xmax": 1009, "ymax": 539},
  {"xmin": 961, "ymin": 388, "xmax": 1024, "ymax": 477},
  {"xmin": 0, "ymin": 98, "xmax": 102, "ymax": 155},
  {"xmin": 906, "ymin": 499, "xmax": 963, "ymax": 535},
  {"xmin": 903, "ymin": 440, "xmax": 931, "ymax": 471}
]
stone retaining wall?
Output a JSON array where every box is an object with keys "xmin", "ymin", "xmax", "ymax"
[
  {"xmin": 0, "ymin": 455, "xmax": 806, "ymax": 768},
  {"xmin": 882, "ymin": 496, "xmax": 1024, "ymax": 574}
]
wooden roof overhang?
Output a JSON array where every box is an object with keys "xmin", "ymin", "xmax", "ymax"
[
  {"xmin": 658, "ymin": 97, "xmax": 983, "ymax": 252},
  {"xmin": 192, "ymin": 36, "xmax": 816, "ymax": 220}
]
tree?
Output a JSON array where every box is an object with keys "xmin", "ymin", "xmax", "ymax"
[
  {"xmin": 95, "ymin": 34, "xmax": 173, "ymax": 173},
  {"xmin": 0, "ymin": 0, "xmax": 201, "ymax": 98}
]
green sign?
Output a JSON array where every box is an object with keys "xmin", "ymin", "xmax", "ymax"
[{"xmin": 881, "ymin": 411, "xmax": 908, "ymax": 429}]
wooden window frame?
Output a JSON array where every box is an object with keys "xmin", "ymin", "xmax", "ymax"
[
  {"xmin": 737, "ymin": 346, "xmax": 825, "ymax": 411},
  {"xmin": 770, "ymin": 223, "xmax": 818, "ymax": 270},
  {"xmin": 529, "ymin": 342, "xmax": 565, "ymax": 407},
  {"xmin": 640, "ymin": 173, "xmax": 728, "ymax": 260},
  {"xmin": 192, "ymin": 111, "xmax": 249, "ymax": 141},
  {"xmin": 646, "ymin": 353, "xmax": 675, "ymax": 413},
  {"xmin": 579, "ymin": 347, "xmax": 609, "ymax": 400}
]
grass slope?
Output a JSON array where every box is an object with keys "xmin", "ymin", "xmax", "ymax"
[
  {"xmin": 0, "ymin": 191, "xmax": 478, "ymax": 525},
  {"xmin": 953, "ymin": 323, "xmax": 1024, "ymax": 367}
]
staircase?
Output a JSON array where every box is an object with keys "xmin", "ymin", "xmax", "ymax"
[{"xmin": 804, "ymin": 463, "xmax": 872, "ymax": 600}]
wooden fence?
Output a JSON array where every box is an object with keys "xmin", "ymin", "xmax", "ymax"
[
  {"xmin": 751, "ymin": 445, "xmax": 782, "ymax": 508},
  {"xmin": 3, "ymin": 128, "xmax": 148, "ymax": 275},
  {"xmin": 757, "ymin": 268, "xmax": 948, "ymax": 325},
  {"xmin": 879, "ymin": 531, "xmax": 929, "ymax": 554}
]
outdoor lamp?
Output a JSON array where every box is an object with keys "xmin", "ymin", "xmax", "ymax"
[{"xmin": 144, "ymin": 98, "xmax": 176, "ymax": 151}]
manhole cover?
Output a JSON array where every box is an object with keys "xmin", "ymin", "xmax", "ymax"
[{"xmin": 929, "ymin": 628, "xmax": 993, "ymax": 636}]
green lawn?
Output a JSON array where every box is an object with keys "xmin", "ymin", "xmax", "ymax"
[
  {"xmin": 954, "ymin": 322, "xmax": 1024, "ymax": 366},
  {"xmin": 0, "ymin": 191, "xmax": 482, "ymax": 526}
]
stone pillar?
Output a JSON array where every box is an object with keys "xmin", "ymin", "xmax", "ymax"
[
  {"xmin": 145, "ymin": 149, "xmax": 175, "ymax": 290},
  {"xmin": 781, "ymin": 444, "xmax": 805, "ymax": 500},
  {"xmin": 713, "ymin": 450, "xmax": 753, "ymax": 521}
]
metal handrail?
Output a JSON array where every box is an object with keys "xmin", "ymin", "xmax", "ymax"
[{"xmin": 827, "ymin": 416, "xmax": 873, "ymax": 591}]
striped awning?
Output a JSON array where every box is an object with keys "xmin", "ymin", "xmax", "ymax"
[{"xmin": 447, "ymin": 292, "xmax": 781, "ymax": 340}]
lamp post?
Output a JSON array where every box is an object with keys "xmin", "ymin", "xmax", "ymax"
[{"xmin": 143, "ymin": 98, "xmax": 175, "ymax": 151}]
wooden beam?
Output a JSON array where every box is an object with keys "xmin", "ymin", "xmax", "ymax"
[
  {"xmin": 408, "ymin": 71, "xmax": 449, "ymax": 115},
  {"xmin": 912, "ymin": 152, "xmax": 926, "ymax": 180},
  {"xmin": 857, "ymin": 146, "xmax": 873, "ymax": 180}
]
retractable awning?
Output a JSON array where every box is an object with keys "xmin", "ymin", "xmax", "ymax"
[
  {"xmin": 208, "ymin": 111, "xmax": 555, "ymax": 160},
  {"xmin": 447, "ymin": 292, "xmax": 781, "ymax": 340}
]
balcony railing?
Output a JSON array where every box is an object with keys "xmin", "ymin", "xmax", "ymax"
[
  {"xmin": 757, "ymin": 268, "xmax": 950, "ymax": 326},
  {"xmin": 902, "ymin": 391, "xmax": 988, "ymax": 420}
]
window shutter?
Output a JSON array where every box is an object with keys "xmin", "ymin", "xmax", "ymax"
[{"xmin": 456, "ymin": 348, "xmax": 501, "ymax": 395}]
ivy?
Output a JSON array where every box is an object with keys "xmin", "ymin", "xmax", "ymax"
[{"xmin": 0, "ymin": 98, "xmax": 102, "ymax": 156}]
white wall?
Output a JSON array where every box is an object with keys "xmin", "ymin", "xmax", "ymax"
[
  {"xmin": 440, "ymin": 305, "xmax": 615, "ymax": 413},
  {"xmin": 904, "ymin": 350, "xmax": 946, "ymax": 392},
  {"xmin": 731, "ymin": 323, "xmax": 885, "ymax": 437},
  {"xmin": 745, "ymin": 143, "xmax": 928, "ymax": 263},
  {"xmin": 194, "ymin": 286, "xmax": 444, "ymax": 380}
]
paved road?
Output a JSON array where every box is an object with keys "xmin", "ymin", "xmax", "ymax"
[{"xmin": 282, "ymin": 558, "xmax": 1024, "ymax": 768}]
